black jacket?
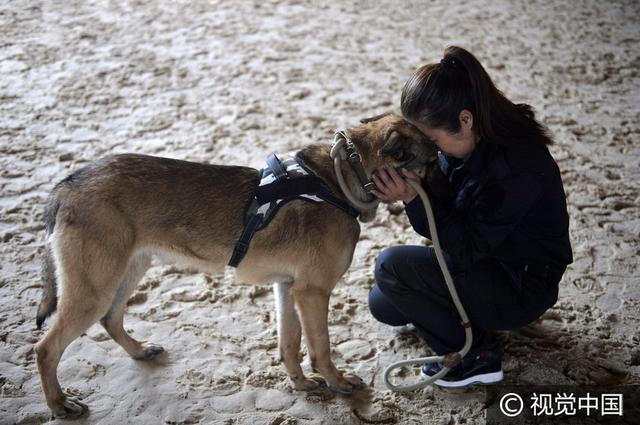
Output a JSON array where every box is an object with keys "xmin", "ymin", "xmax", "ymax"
[{"xmin": 404, "ymin": 141, "xmax": 573, "ymax": 270}]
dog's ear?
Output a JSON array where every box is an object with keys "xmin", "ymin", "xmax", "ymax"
[
  {"xmin": 377, "ymin": 130, "xmax": 415, "ymax": 162},
  {"xmin": 360, "ymin": 111, "xmax": 393, "ymax": 124}
]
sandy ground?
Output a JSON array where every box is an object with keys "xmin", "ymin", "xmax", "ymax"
[{"xmin": 1, "ymin": 0, "xmax": 639, "ymax": 424}]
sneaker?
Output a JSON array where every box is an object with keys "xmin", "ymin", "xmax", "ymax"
[
  {"xmin": 392, "ymin": 323, "xmax": 417, "ymax": 335},
  {"xmin": 421, "ymin": 351, "xmax": 503, "ymax": 388}
]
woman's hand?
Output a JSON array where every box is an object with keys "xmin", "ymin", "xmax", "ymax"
[{"xmin": 371, "ymin": 166, "xmax": 420, "ymax": 203}]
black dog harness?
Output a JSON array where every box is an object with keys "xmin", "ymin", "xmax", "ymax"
[{"xmin": 228, "ymin": 153, "xmax": 359, "ymax": 267}]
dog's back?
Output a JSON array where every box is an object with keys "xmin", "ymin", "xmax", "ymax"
[{"xmin": 37, "ymin": 154, "xmax": 260, "ymax": 327}]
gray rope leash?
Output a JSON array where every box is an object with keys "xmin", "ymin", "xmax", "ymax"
[
  {"xmin": 329, "ymin": 133, "xmax": 473, "ymax": 391},
  {"xmin": 382, "ymin": 179, "xmax": 473, "ymax": 392}
]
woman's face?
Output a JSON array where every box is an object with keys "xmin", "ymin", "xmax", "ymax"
[{"xmin": 409, "ymin": 110, "xmax": 478, "ymax": 160}]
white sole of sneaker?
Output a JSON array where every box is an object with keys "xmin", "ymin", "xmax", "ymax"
[{"xmin": 422, "ymin": 370, "xmax": 504, "ymax": 388}]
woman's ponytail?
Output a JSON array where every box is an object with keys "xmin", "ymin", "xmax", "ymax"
[{"xmin": 402, "ymin": 46, "xmax": 552, "ymax": 146}]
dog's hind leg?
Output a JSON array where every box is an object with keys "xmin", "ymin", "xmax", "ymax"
[
  {"xmin": 274, "ymin": 281, "xmax": 323, "ymax": 391},
  {"xmin": 292, "ymin": 282, "xmax": 365, "ymax": 394},
  {"xmin": 99, "ymin": 254, "xmax": 163, "ymax": 360},
  {"xmin": 35, "ymin": 233, "xmax": 131, "ymax": 418}
]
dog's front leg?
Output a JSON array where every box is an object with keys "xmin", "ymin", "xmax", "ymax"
[
  {"xmin": 292, "ymin": 285, "xmax": 365, "ymax": 394},
  {"xmin": 273, "ymin": 281, "xmax": 324, "ymax": 391}
]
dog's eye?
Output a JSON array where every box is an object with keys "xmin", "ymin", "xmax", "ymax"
[{"xmin": 393, "ymin": 151, "xmax": 410, "ymax": 162}]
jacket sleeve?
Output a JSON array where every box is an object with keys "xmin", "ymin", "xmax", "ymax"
[{"xmin": 404, "ymin": 173, "xmax": 543, "ymax": 268}]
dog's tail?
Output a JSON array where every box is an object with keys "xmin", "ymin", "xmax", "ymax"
[
  {"xmin": 36, "ymin": 244, "xmax": 57, "ymax": 329},
  {"xmin": 36, "ymin": 179, "xmax": 68, "ymax": 329}
]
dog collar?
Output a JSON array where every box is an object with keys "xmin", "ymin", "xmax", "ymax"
[{"xmin": 331, "ymin": 131, "xmax": 377, "ymax": 196}]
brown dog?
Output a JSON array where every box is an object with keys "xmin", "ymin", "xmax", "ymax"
[{"xmin": 34, "ymin": 113, "xmax": 436, "ymax": 418}]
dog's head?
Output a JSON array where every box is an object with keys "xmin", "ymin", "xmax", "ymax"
[{"xmin": 346, "ymin": 112, "xmax": 438, "ymax": 178}]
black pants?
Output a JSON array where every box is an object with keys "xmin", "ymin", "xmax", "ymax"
[{"xmin": 369, "ymin": 245, "xmax": 563, "ymax": 358}]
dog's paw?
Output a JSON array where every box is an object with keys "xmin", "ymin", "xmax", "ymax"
[
  {"xmin": 51, "ymin": 393, "xmax": 88, "ymax": 419},
  {"xmin": 291, "ymin": 375, "xmax": 326, "ymax": 392},
  {"xmin": 132, "ymin": 343, "xmax": 165, "ymax": 361},
  {"xmin": 329, "ymin": 373, "xmax": 366, "ymax": 394},
  {"xmin": 292, "ymin": 376, "xmax": 335, "ymax": 400}
]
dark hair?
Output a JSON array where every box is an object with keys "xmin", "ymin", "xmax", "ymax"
[{"xmin": 401, "ymin": 46, "xmax": 552, "ymax": 146}]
